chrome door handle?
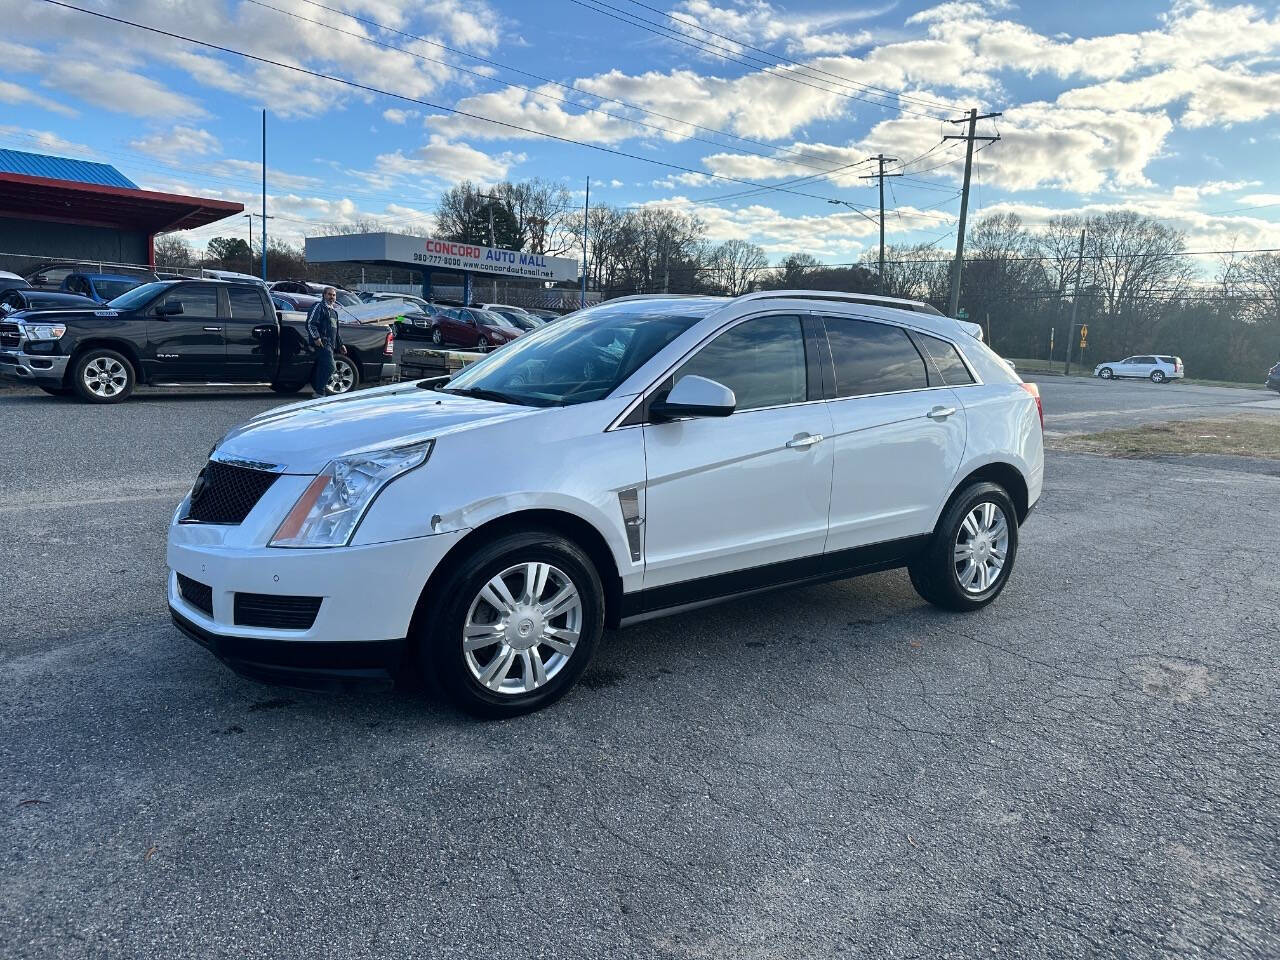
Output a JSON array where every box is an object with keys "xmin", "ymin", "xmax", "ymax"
[
  {"xmin": 203, "ymin": 325, "xmax": 222, "ymax": 332},
  {"xmin": 786, "ymin": 433, "xmax": 824, "ymax": 449},
  {"xmin": 927, "ymin": 406, "xmax": 957, "ymax": 420}
]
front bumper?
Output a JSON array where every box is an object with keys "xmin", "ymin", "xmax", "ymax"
[
  {"xmin": 0, "ymin": 349, "xmax": 69, "ymax": 384},
  {"xmin": 168, "ymin": 504, "xmax": 467, "ymax": 689},
  {"xmin": 171, "ymin": 607, "xmax": 406, "ymax": 690}
]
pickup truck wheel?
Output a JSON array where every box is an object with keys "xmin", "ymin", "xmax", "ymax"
[
  {"xmin": 270, "ymin": 381, "xmax": 305, "ymax": 394},
  {"xmin": 72, "ymin": 348, "xmax": 134, "ymax": 403},
  {"xmin": 328, "ymin": 355, "xmax": 359, "ymax": 394},
  {"xmin": 908, "ymin": 481, "xmax": 1019, "ymax": 612},
  {"xmin": 419, "ymin": 530, "xmax": 604, "ymax": 718}
]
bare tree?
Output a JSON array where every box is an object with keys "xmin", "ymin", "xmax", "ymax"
[
  {"xmin": 153, "ymin": 233, "xmax": 194, "ymax": 269},
  {"xmin": 708, "ymin": 239, "xmax": 768, "ymax": 295}
]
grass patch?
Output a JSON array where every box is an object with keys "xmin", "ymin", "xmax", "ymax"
[{"xmin": 1054, "ymin": 416, "xmax": 1280, "ymax": 459}]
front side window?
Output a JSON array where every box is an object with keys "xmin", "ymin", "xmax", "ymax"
[
  {"xmin": 445, "ymin": 304, "xmax": 703, "ymax": 407},
  {"xmin": 163, "ymin": 285, "xmax": 218, "ymax": 319},
  {"xmin": 673, "ymin": 314, "xmax": 807, "ymax": 412},
  {"xmin": 824, "ymin": 317, "xmax": 928, "ymax": 398},
  {"xmin": 916, "ymin": 332, "xmax": 976, "ymax": 386}
]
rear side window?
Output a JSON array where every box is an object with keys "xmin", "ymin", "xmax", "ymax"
[
  {"xmin": 675, "ymin": 314, "xmax": 807, "ymax": 411},
  {"xmin": 228, "ymin": 289, "xmax": 267, "ymax": 321},
  {"xmin": 824, "ymin": 317, "xmax": 929, "ymax": 397},
  {"xmin": 916, "ymin": 333, "xmax": 976, "ymax": 385}
]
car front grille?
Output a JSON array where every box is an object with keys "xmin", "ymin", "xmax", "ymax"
[
  {"xmin": 185, "ymin": 460, "xmax": 280, "ymax": 525},
  {"xmin": 234, "ymin": 592, "xmax": 322, "ymax": 630},
  {"xmin": 0, "ymin": 322, "xmax": 21, "ymax": 349},
  {"xmin": 177, "ymin": 573, "xmax": 214, "ymax": 617}
]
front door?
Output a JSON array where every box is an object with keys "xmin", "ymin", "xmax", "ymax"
[
  {"xmin": 821, "ymin": 316, "xmax": 967, "ymax": 557},
  {"xmin": 641, "ymin": 314, "xmax": 833, "ymax": 596},
  {"xmin": 224, "ymin": 286, "xmax": 278, "ymax": 382},
  {"xmin": 146, "ymin": 284, "xmax": 224, "ymax": 379}
]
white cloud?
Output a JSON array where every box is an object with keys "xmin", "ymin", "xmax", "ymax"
[
  {"xmin": 383, "ymin": 108, "xmax": 420, "ymax": 125},
  {"xmin": 130, "ymin": 126, "xmax": 220, "ymax": 162},
  {"xmin": 668, "ymin": 0, "xmax": 881, "ymax": 57},
  {"xmin": 0, "ymin": 125, "xmax": 95, "ymax": 158},
  {"xmin": 366, "ymin": 136, "xmax": 526, "ymax": 186},
  {"xmin": 0, "ymin": 79, "xmax": 78, "ymax": 117}
]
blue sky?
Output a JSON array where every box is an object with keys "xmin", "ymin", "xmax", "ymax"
[{"xmin": 3, "ymin": 0, "xmax": 1280, "ymax": 270}]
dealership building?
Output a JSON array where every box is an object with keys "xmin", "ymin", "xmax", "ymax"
[
  {"xmin": 0, "ymin": 148, "xmax": 242, "ymax": 274},
  {"xmin": 305, "ymin": 231, "xmax": 584, "ymax": 308}
]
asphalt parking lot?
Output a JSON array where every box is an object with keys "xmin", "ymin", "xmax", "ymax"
[{"xmin": 2, "ymin": 379, "xmax": 1278, "ymax": 959}]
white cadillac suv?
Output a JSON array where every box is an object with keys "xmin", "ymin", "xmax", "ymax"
[{"xmin": 168, "ymin": 291, "xmax": 1044, "ymax": 717}]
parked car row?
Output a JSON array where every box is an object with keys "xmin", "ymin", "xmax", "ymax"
[{"xmin": 0, "ymin": 278, "xmax": 397, "ymax": 402}]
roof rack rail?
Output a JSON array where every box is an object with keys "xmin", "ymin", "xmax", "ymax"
[{"xmin": 731, "ymin": 289, "xmax": 944, "ymax": 316}]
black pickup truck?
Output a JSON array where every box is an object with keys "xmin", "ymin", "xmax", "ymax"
[{"xmin": 0, "ymin": 279, "xmax": 397, "ymax": 403}]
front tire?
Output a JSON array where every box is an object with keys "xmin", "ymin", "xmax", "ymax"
[
  {"xmin": 72, "ymin": 348, "xmax": 134, "ymax": 403},
  {"xmin": 418, "ymin": 530, "xmax": 605, "ymax": 718},
  {"xmin": 909, "ymin": 482, "xmax": 1019, "ymax": 612},
  {"xmin": 477, "ymin": 336, "xmax": 490, "ymax": 350},
  {"xmin": 328, "ymin": 354, "xmax": 359, "ymax": 394},
  {"xmin": 1150, "ymin": 370, "xmax": 1166, "ymax": 383},
  {"xmin": 431, "ymin": 327, "xmax": 443, "ymax": 346},
  {"xmin": 1098, "ymin": 367, "xmax": 1113, "ymax": 379}
]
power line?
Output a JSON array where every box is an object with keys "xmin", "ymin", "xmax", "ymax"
[
  {"xmin": 613, "ymin": 0, "xmax": 962, "ymax": 114},
  {"xmin": 37, "ymin": 0, "xmax": 874, "ymax": 210},
  {"xmin": 242, "ymin": 0, "xmax": 864, "ymax": 178},
  {"xmin": 566, "ymin": 0, "xmax": 949, "ymax": 121},
  {"xmin": 286, "ymin": 0, "xmax": 862, "ymax": 176}
]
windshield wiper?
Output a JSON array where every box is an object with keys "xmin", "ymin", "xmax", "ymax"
[{"xmin": 441, "ymin": 386, "xmax": 526, "ymax": 405}]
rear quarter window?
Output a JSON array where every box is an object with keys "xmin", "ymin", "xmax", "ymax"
[{"xmin": 916, "ymin": 333, "xmax": 976, "ymax": 386}]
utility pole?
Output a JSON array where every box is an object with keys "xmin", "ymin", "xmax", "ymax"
[
  {"xmin": 245, "ymin": 213, "xmax": 274, "ymax": 276},
  {"xmin": 943, "ymin": 108, "xmax": 1001, "ymax": 317},
  {"xmin": 858, "ymin": 154, "xmax": 901, "ymax": 294},
  {"xmin": 261, "ymin": 109, "xmax": 268, "ymax": 281},
  {"xmin": 1064, "ymin": 227, "xmax": 1086, "ymax": 376},
  {"xmin": 580, "ymin": 176, "xmax": 590, "ymax": 309},
  {"xmin": 244, "ymin": 213, "xmax": 254, "ymax": 274}
]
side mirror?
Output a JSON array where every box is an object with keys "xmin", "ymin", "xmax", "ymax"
[
  {"xmin": 155, "ymin": 301, "xmax": 183, "ymax": 317},
  {"xmin": 650, "ymin": 375, "xmax": 736, "ymax": 421}
]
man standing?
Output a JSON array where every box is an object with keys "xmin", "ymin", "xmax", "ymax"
[{"xmin": 305, "ymin": 287, "xmax": 346, "ymax": 397}]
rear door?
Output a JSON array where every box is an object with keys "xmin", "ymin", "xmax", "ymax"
[
  {"xmin": 822, "ymin": 315, "xmax": 967, "ymax": 556},
  {"xmin": 224, "ymin": 286, "xmax": 278, "ymax": 382},
  {"xmin": 147, "ymin": 283, "xmax": 224, "ymax": 379},
  {"xmin": 641, "ymin": 313, "xmax": 834, "ymax": 593}
]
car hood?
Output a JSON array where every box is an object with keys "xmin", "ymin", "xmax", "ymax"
[{"xmin": 214, "ymin": 382, "xmax": 539, "ymax": 473}]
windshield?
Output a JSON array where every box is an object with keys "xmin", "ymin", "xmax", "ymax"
[
  {"xmin": 94, "ymin": 278, "xmax": 141, "ymax": 299},
  {"xmin": 108, "ymin": 281, "xmax": 170, "ymax": 309},
  {"xmin": 443, "ymin": 304, "xmax": 704, "ymax": 407},
  {"xmin": 336, "ymin": 291, "xmax": 361, "ymax": 307}
]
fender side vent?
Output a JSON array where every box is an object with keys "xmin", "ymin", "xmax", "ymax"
[{"xmin": 618, "ymin": 488, "xmax": 643, "ymax": 563}]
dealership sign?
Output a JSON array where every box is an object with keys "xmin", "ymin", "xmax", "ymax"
[{"xmin": 305, "ymin": 232, "xmax": 579, "ymax": 283}]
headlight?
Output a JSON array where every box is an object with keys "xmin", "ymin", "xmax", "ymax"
[
  {"xmin": 22, "ymin": 322, "xmax": 66, "ymax": 340},
  {"xmin": 269, "ymin": 440, "xmax": 433, "ymax": 548}
]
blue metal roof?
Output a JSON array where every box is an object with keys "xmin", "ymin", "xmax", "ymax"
[{"xmin": 0, "ymin": 149, "xmax": 137, "ymax": 189}]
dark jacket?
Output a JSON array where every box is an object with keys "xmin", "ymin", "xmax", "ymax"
[{"xmin": 305, "ymin": 300, "xmax": 343, "ymax": 350}]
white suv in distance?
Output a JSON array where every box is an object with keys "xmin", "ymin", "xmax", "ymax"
[
  {"xmin": 167, "ymin": 292, "xmax": 1044, "ymax": 717},
  {"xmin": 1094, "ymin": 354, "xmax": 1183, "ymax": 382}
]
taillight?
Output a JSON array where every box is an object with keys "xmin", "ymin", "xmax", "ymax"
[
  {"xmin": 1020, "ymin": 381, "xmax": 1043, "ymax": 430},
  {"xmin": 383, "ymin": 328, "xmax": 394, "ymax": 356}
]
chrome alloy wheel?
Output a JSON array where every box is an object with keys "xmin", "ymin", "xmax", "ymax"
[
  {"xmin": 328, "ymin": 357, "xmax": 356, "ymax": 394},
  {"xmin": 953, "ymin": 501, "xmax": 1010, "ymax": 595},
  {"xmin": 462, "ymin": 562, "xmax": 582, "ymax": 695},
  {"xmin": 82, "ymin": 356, "xmax": 128, "ymax": 398}
]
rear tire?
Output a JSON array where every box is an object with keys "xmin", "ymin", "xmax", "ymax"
[
  {"xmin": 328, "ymin": 354, "xmax": 360, "ymax": 394},
  {"xmin": 1150, "ymin": 370, "xmax": 1166, "ymax": 383},
  {"xmin": 909, "ymin": 481, "xmax": 1019, "ymax": 612},
  {"xmin": 71, "ymin": 348, "xmax": 134, "ymax": 403},
  {"xmin": 1098, "ymin": 367, "xmax": 1113, "ymax": 379},
  {"xmin": 270, "ymin": 381, "xmax": 305, "ymax": 394},
  {"xmin": 418, "ymin": 530, "xmax": 605, "ymax": 718}
]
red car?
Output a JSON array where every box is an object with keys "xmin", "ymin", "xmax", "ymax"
[{"xmin": 426, "ymin": 306, "xmax": 522, "ymax": 349}]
